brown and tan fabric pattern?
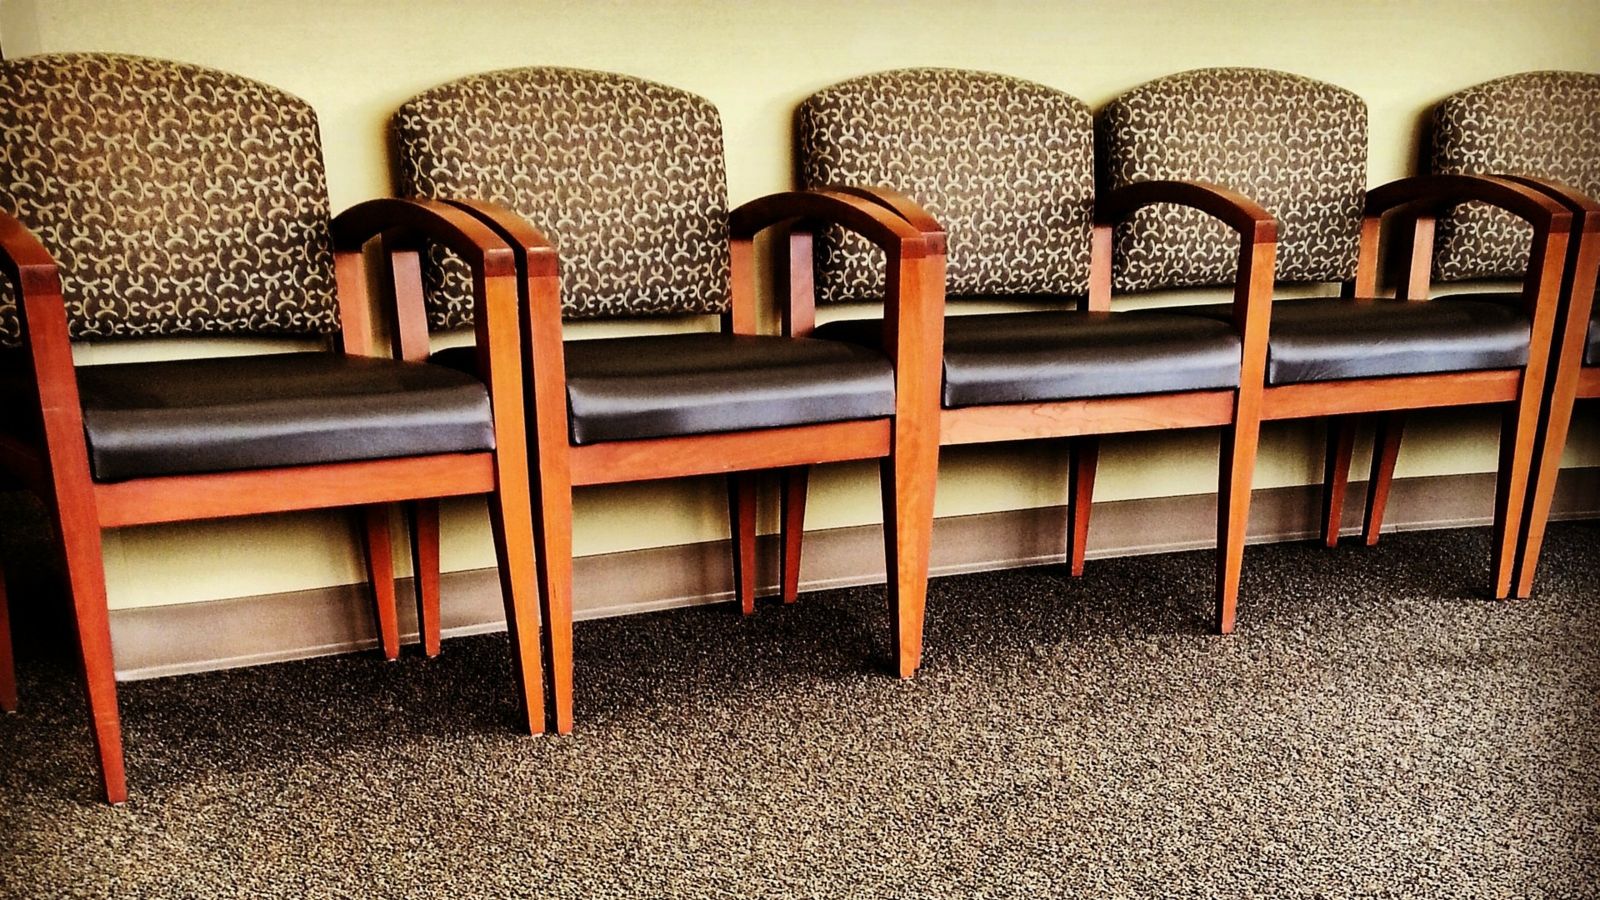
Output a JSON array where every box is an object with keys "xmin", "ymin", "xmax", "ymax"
[
  {"xmin": 798, "ymin": 68, "xmax": 1095, "ymax": 304},
  {"xmin": 0, "ymin": 54, "xmax": 340, "ymax": 348},
  {"xmin": 1431, "ymin": 71, "xmax": 1600, "ymax": 282},
  {"xmin": 1099, "ymin": 68, "xmax": 1368, "ymax": 292},
  {"xmin": 394, "ymin": 67, "xmax": 732, "ymax": 327}
]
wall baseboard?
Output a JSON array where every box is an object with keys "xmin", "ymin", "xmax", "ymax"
[{"xmin": 109, "ymin": 468, "xmax": 1600, "ymax": 680}]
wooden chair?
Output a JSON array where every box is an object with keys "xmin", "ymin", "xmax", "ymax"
[
  {"xmin": 790, "ymin": 68, "xmax": 1277, "ymax": 633},
  {"xmin": 1333, "ymin": 71, "xmax": 1600, "ymax": 596},
  {"xmin": 1099, "ymin": 68, "xmax": 1572, "ymax": 603},
  {"xmin": 391, "ymin": 67, "xmax": 945, "ymax": 732},
  {"xmin": 0, "ymin": 54, "xmax": 545, "ymax": 804}
]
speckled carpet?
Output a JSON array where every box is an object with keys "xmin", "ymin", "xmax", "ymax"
[{"xmin": 1, "ymin": 523, "xmax": 1597, "ymax": 898}]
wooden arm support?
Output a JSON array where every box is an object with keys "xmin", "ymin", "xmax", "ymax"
[
  {"xmin": 1091, "ymin": 180, "xmax": 1278, "ymax": 348},
  {"xmin": 0, "ymin": 210, "xmax": 93, "ymax": 495},
  {"xmin": 727, "ymin": 188, "xmax": 935, "ymax": 338},
  {"xmin": 1354, "ymin": 175, "xmax": 1573, "ymax": 303}
]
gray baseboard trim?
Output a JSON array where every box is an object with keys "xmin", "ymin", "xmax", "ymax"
[{"xmin": 110, "ymin": 468, "xmax": 1600, "ymax": 681}]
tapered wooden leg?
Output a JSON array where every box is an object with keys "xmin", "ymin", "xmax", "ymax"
[
  {"xmin": 780, "ymin": 466, "xmax": 808, "ymax": 604},
  {"xmin": 880, "ymin": 437, "xmax": 939, "ymax": 679},
  {"xmin": 1066, "ymin": 439, "xmax": 1098, "ymax": 577},
  {"xmin": 728, "ymin": 473, "xmax": 759, "ymax": 616},
  {"xmin": 1321, "ymin": 415, "xmax": 1358, "ymax": 548},
  {"xmin": 486, "ymin": 474, "xmax": 547, "ymax": 736},
  {"xmin": 1362, "ymin": 412, "xmax": 1405, "ymax": 547},
  {"xmin": 1493, "ymin": 392, "xmax": 1543, "ymax": 599},
  {"xmin": 51, "ymin": 491, "xmax": 126, "ymax": 804},
  {"xmin": 359, "ymin": 505, "xmax": 402, "ymax": 661},
  {"xmin": 409, "ymin": 499, "xmax": 442, "ymax": 658},
  {"xmin": 0, "ymin": 563, "xmax": 16, "ymax": 713},
  {"xmin": 530, "ymin": 461, "xmax": 573, "ymax": 735},
  {"xmin": 1217, "ymin": 414, "xmax": 1262, "ymax": 635}
]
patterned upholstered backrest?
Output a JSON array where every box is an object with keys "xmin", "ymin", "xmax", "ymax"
[
  {"xmin": 394, "ymin": 67, "xmax": 732, "ymax": 326},
  {"xmin": 1099, "ymin": 68, "xmax": 1368, "ymax": 292},
  {"xmin": 798, "ymin": 68, "xmax": 1095, "ymax": 304},
  {"xmin": 0, "ymin": 54, "xmax": 339, "ymax": 348},
  {"xmin": 1432, "ymin": 71, "xmax": 1600, "ymax": 282}
]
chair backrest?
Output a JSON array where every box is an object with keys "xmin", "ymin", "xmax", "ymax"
[
  {"xmin": 0, "ymin": 53, "xmax": 339, "ymax": 348},
  {"xmin": 394, "ymin": 67, "xmax": 732, "ymax": 327},
  {"xmin": 797, "ymin": 68, "xmax": 1095, "ymax": 304},
  {"xmin": 1098, "ymin": 67, "xmax": 1367, "ymax": 292},
  {"xmin": 1431, "ymin": 71, "xmax": 1600, "ymax": 282}
]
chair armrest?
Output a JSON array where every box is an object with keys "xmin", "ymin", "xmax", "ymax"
[
  {"xmin": 1353, "ymin": 175, "xmax": 1573, "ymax": 316},
  {"xmin": 438, "ymin": 198, "xmax": 571, "ymax": 456},
  {"xmin": 1092, "ymin": 180, "xmax": 1277, "ymax": 361},
  {"xmin": 1096, "ymin": 180, "xmax": 1276, "ymax": 242},
  {"xmin": 330, "ymin": 195, "xmax": 519, "ymax": 357},
  {"xmin": 728, "ymin": 187, "xmax": 940, "ymax": 354},
  {"xmin": 330, "ymin": 198, "xmax": 525, "ymax": 428},
  {"xmin": 0, "ymin": 210, "xmax": 93, "ymax": 494}
]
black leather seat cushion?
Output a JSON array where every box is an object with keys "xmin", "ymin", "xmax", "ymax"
[
  {"xmin": 438, "ymin": 332, "xmax": 896, "ymax": 445},
  {"xmin": 1209, "ymin": 295, "xmax": 1531, "ymax": 386},
  {"xmin": 814, "ymin": 309, "xmax": 1242, "ymax": 408},
  {"xmin": 71, "ymin": 352, "xmax": 495, "ymax": 482}
]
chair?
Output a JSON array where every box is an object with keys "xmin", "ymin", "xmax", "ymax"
[
  {"xmin": 391, "ymin": 67, "xmax": 944, "ymax": 732},
  {"xmin": 0, "ymin": 54, "xmax": 546, "ymax": 804},
  {"xmin": 793, "ymin": 68, "xmax": 1277, "ymax": 634},
  {"xmin": 1345, "ymin": 71, "xmax": 1600, "ymax": 596},
  {"xmin": 1099, "ymin": 67, "xmax": 1572, "ymax": 603}
]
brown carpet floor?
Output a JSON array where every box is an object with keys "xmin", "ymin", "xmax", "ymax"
[{"xmin": 1, "ymin": 523, "xmax": 1597, "ymax": 898}]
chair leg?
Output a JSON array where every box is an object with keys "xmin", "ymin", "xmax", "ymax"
[
  {"xmin": 1512, "ymin": 396, "xmax": 1582, "ymax": 601},
  {"xmin": 1066, "ymin": 438, "xmax": 1098, "ymax": 577},
  {"xmin": 359, "ymin": 505, "xmax": 402, "ymax": 661},
  {"xmin": 409, "ymin": 499, "xmax": 442, "ymax": 658},
  {"xmin": 1320, "ymin": 415, "xmax": 1358, "ymax": 547},
  {"xmin": 1362, "ymin": 412, "xmax": 1405, "ymax": 547},
  {"xmin": 780, "ymin": 466, "xmax": 808, "ymax": 604},
  {"xmin": 530, "ymin": 461, "xmax": 574, "ymax": 735},
  {"xmin": 50, "ymin": 489, "xmax": 126, "ymax": 804},
  {"xmin": 1217, "ymin": 411, "xmax": 1263, "ymax": 635},
  {"xmin": 1493, "ymin": 385, "xmax": 1543, "ymax": 599},
  {"xmin": 728, "ymin": 473, "xmax": 759, "ymax": 616},
  {"xmin": 0, "ymin": 562, "xmax": 16, "ymax": 713},
  {"xmin": 486, "ymin": 469, "xmax": 549, "ymax": 736},
  {"xmin": 880, "ymin": 435, "xmax": 939, "ymax": 679}
]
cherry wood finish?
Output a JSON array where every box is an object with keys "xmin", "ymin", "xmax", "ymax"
[
  {"xmin": 434, "ymin": 191, "xmax": 939, "ymax": 730},
  {"xmin": 0, "ymin": 198, "xmax": 546, "ymax": 803},
  {"xmin": 1362, "ymin": 411, "xmax": 1405, "ymax": 546},
  {"xmin": 788, "ymin": 179, "xmax": 1276, "ymax": 633},
  {"xmin": 1321, "ymin": 416, "xmax": 1358, "ymax": 546}
]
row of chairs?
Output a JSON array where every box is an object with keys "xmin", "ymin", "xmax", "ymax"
[{"xmin": 0, "ymin": 56, "xmax": 1594, "ymax": 804}]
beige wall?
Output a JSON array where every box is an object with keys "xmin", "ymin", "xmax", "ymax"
[{"xmin": 1, "ymin": 0, "xmax": 1596, "ymax": 609}]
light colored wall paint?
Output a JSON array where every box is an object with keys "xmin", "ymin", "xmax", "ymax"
[{"xmin": 2, "ymin": 0, "xmax": 1596, "ymax": 608}]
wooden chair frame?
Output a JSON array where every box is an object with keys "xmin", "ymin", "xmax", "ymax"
[
  {"xmin": 780, "ymin": 180, "xmax": 1278, "ymax": 634},
  {"xmin": 1296, "ymin": 176, "xmax": 1573, "ymax": 598},
  {"xmin": 405, "ymin": 190, "xmax": 944, "ymax": 734},
  {"xmin": 1327, "ymin": 176, "xmax": 1599, "ymax": 594},
  {"xmin": 0, "ymin": 198, "xmax": 545, "ymax": 804}
]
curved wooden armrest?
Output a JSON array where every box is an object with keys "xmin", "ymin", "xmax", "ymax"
[
  {"xmin": 440, "ymin": 199, "xmax": 560, "ymax": 278},
  {"xmin": 1097, "ymin": 180, "xmax": 1277, "ymax": 243},
  {"xmin": 728, "ymin": 190, "xmax": 930, "ymax": 257},
  {"xmin": 1364, "ymin": 175, "xmax": 1571, "ymax": 232},
  {"xmin": 331, "ymin": 198, "xmax": 517, "ymax": 278},
  {"xmin": 825, "ymin": 185, "xmax": 946, "ymax": 249},
  {"xmin": 1493, "ymin": 175, "xmax": 1600, "ymax": 225}
]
